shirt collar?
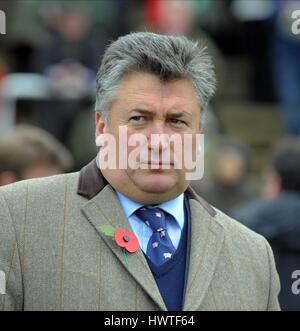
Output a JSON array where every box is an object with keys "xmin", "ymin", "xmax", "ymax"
[
  {"xmin": 116, "ymin": 191, "xmax": 143, "ymax": 218},
  {"xmin": 116, "ymin": 191, "xmax": 185, "ymax": 230}
]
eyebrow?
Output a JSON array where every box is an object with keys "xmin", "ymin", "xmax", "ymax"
[
  {"xmin": 130, "ymin": 109, "xmax": 154, "ymax": 115},
  {"xmin": 130, "ymin": 109, "xmax": 192, "ymax": 118},
  {"xmin": 166, "ymin": 112, "xmax": 189, "ymax": 119}
]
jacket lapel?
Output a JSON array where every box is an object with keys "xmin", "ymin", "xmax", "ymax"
[
  {"xmin": 81, "ymin": 183, "xmax": 167, "ymax": 311},
  {"xmin": 182, "ymin": 188, "xmax": 224, "ymax": 311}
]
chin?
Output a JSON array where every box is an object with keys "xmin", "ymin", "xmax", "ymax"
[{"xmin": 133, "ymin": 172, "xmax": 177, "ymax": 194}]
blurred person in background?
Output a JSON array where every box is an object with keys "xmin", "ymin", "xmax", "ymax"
[
  {"xmin": 192, "ymin": 138, "xmax": 258, "ymax": 214},
  {"xmin": 271, "ymin": 0, "xmax": 300, "ymax": 136},
  {"xmin": 33, "ymin": 4, "xmax": 97, "ymax": 96},
  {"xmin": 145, "ymin": 0, "xmax": 197, "ymax": 36},
  {"xmin": 4, "ymin": 0, "xmax": 118, "ymax": 72},
  {"xmin": 143, "ymin": 0, "xmax": 225, "ymax": 87},
  {"xmin": 0, "ymin": 124, "xmax": 74, "ymax": 186},
  {"xmin": 31, "ymin": 4, "xmax": 98, "ymax": 148},
  {"xmin": 0, "ymin": 58, "xmax": 8, "ymax": 135},
  {"xmin": 233, "ymin": 138, "xmax": 300, "ymax": 310},
  {"xmin": 230, "ymin": 0, "xmax": 277, "ymax": 102}
]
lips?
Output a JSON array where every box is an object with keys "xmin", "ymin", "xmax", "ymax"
[
  {"xmin": 139, "ymin": 162, "xmax": 175, "ymax": 170},
  {"xmin": 139, "ymin": 160, "xmax": 174, "ymax": 166},
  {"xmin": 147, "ymin": 162, "xmax": 174, "ymax": 166}
]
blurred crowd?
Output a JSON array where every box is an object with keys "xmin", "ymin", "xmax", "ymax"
[{"xmin": 0, "ymin": 0, "xmax": 300, "ymax": 310}]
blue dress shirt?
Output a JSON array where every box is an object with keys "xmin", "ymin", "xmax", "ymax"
[{"xmin": 116, "ymin": 191, "xmax": 185, "ymax": 253}]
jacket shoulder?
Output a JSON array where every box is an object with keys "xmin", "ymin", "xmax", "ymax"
[
  {"xmin": 0, "ymin": 172, "xmax": 81, "ymax": 231},
  {"xmin": 213, "ymin": 206, "xmax": 267, "ymax": 247},
  {"xmin": 201, "ymin": 202, "xmax": 280, "ymax": 310},
  {"xmin": 0, "ymin": 172, "xmax": 80, "ymax": 200}
]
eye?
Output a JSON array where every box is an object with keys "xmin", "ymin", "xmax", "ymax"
[
  {"xmin": 129, "ymin": 116, "xmax": 146, "ymax": 124},
  {"xmin": 168, "ymin": 118, "xmax": 187, "ymax": 127}
]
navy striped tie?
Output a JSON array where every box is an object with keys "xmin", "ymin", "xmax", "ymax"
[{"xmin": 135, "ymin": 206, "xmax": 176, "ymax": 266}]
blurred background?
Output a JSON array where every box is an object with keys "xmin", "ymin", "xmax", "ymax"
[{"xmin": 0, "ymin": 0, "xmax": 300, "ymax": 310}]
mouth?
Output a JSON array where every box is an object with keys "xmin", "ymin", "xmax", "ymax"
[{"xmin": 139, "ymin": 161, "xmax": 175, "ymax": 168}]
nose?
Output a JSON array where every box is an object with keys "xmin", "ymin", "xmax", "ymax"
[
  {"xmin": 146, "ymin": 120, "xmax": 166, "ymax": 135},
  {"xmin": 146, "ymin": 121, "xmax": 170, "ymax": 153}
]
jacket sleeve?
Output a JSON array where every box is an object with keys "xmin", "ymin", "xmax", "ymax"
[
  {"xmin": 0, "ymin": 191, "xmax": 23, "ymax": 311},
  {"xmin": 264, "ymin": 239, "xmax": 281, "ymax": 311}
]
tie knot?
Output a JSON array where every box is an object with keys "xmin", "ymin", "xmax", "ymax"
[{"xmin": 135, "ymin": 206, "xmax": 166, "ymax": 232}]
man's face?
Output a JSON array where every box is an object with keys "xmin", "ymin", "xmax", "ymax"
[{"xmin": 95, "ymin": 72, "xmax": 201, "ymax": 204}]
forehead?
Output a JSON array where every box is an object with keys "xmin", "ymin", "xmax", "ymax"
[{"xmin": 112, "ymin": 72, "xmax": 200, "ymax": 112}]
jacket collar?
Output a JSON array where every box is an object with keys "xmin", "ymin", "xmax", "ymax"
[{"xmin": 77, "ymin": 158, "xmax": 216, "ymax": 218}]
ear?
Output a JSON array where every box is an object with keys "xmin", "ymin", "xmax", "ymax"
[
  {"xmin": 95, "ymin": 112, "xmax": 106, "ymax": 136},
  {"xmin": 95, "ymin": 112, "xmax": 108, "ymax": 148}
]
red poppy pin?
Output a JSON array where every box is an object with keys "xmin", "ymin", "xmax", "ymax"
[{"xmin": 99, "ymin": 225, "xmax": 139, "ymax": 266}]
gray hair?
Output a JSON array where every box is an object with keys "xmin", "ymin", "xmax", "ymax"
[{"xmin": 95, "ymin": 32, "xmax": 216, "ymax": 124}]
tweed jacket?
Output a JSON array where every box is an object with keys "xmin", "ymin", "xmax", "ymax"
[{"xmin": 0, "ymin": 160, "xmax": 280, "ymax": 311}]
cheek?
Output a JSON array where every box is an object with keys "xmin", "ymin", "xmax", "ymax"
[{"xmin": 172, "ymin": 134, "xmax": 198, "ymax": 164}]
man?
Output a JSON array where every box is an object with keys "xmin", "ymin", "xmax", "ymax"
[
  {"xmin": 233, "ymin": 139, "xmax": 300, "ymax": 311},
  {"xmin": 0, "ymin": 32, "xmax": 280, "ymax": 311},
  {"xmin": 0, "ymin": 124, "xmax": 74, "ymax": 186}
]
